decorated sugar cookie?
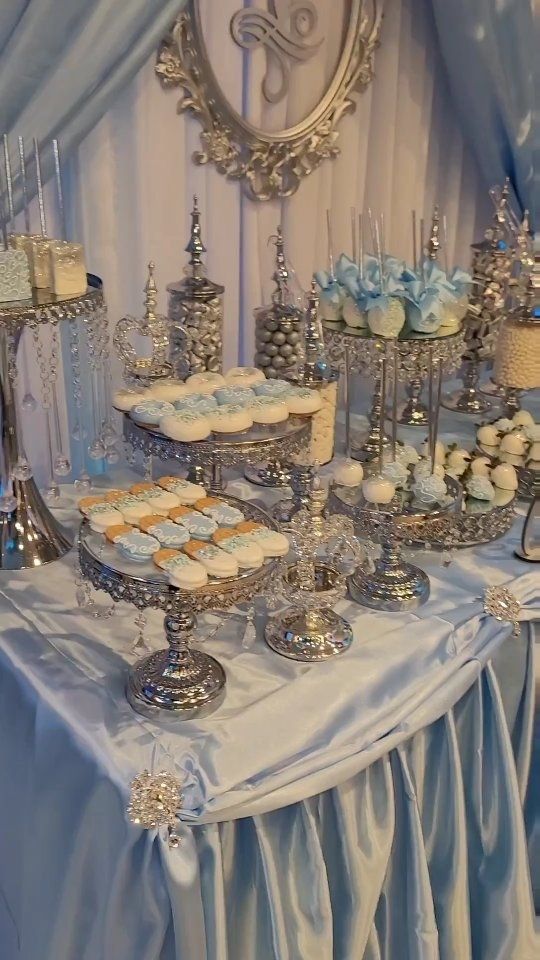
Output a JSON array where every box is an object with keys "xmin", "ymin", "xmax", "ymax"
[{"xmin": 183, "ymin": 540, "xmax": 239, "ymax": 578}]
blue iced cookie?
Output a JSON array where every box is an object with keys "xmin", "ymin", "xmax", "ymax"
[
  {"xmin": 130, "ymin": 399, "xmax": 175, "ymax": 425},
  {"xmin": 200, "ymin": 501, "xmax": 245, "ymax": 526},
  {"xmin": 144, "ymin": 519, "xmax": 190, "ymax": 548},
  {"xmin": 253, "ymin": 379, "xmax": 294, "ymax": 398},
  {"xmin": 173, "ymin": 393, "xmax": 218, "ymax": 414},
  {"xmin": 116, "ymin": 530, "xmax": 160, "ymax": 562},
  {"xmin": 214, "ymin": 385, "xmax": 255, "ymax": 406},
  {"xmin": 172, "ymin": 510, "xmax": 218, "ymax": 540}
]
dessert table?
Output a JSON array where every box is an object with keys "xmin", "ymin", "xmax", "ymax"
[{"xmin": 0, "ymin": 467, "xmax": 538, "ymax": 960}]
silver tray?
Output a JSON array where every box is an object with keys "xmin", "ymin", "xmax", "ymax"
[
  {"xmin": 123, "ymin": 413, "xmax": 311, "ymax": 469},
  {"xmin": 78, "ymin": 494, "xmax": 282, "ymax": 615}
]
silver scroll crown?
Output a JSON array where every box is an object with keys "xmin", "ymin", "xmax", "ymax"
[{"xmin": 113, "ymin": 261, "xmax": 172, "ymax": 383}]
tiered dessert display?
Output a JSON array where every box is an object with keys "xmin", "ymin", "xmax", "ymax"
[
  {"xmin": 248, "ymin": 226, "xmax": 304, "ymax": 486},
  {"xmin": 475, "ymin": 271, "xmax": 540, "ymax": 500},
  {"xmin": 442, "ymin": 182, "xmax": 515, "ymax": 415},
  {"xmin": 77, "ymin": 479, "xmax": 289, "ymax": 717},
  {"xmin": 328, "ymin": 352, "xmax": 463, "ymax": 610},
  {"xmin": 266, "ymin": 470, "xmax": 361, "ymax": 661},
  {"xmin": 167, "ymin": 197, "xmax": 224, "ymax": 379},
  {"xmin": 0, "ymin": 135, "xmax": 106, "ymax": 569},
  {"xmin": 320, "ymin": 210, "xmax": 467, "ymax": 461}
]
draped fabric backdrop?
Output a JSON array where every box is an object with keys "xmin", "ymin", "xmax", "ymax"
[
  {"xmin": 431, "ymin": 0, "xmax": 536, "ymax": 229},
  {"xmin": 12, "ymin": 0, "xmax": 493, "ymax": 483}
]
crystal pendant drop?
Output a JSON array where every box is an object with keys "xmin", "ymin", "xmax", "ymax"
[
  {"xmin": 71, "ymin": 420, "xmax": 87, "ymax": 441},
  {"xmin": 22, "ymin": 392, "xmax": 37, "ymax": 412},
  {"xmin": 0, "ymin": 493, "xmax": 18, "ymax": 513},
  {"xmin": 88, "ymin": 440, "xmax": 106, "ymax": 460},
  {"xmin": 11, "ymin": 458, "xmax": 33, "ymax": 481},
  {"xmin": 44, "ymin": 484, "xmax": 61, "ymax": 502},
  {"xmin": 105, "ymin": 446, "xmax": 120, "ymax": 465},
  {"xmin": 74, "ymin": 471, "xmax": 92, "ymax": 492},
  {"xmin": 53, "ymin": 455, "xmax": 71, "ymax": 477}
]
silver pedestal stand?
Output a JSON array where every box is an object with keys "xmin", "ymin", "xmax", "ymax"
[
  {"xmin": 328, "ymin": 477, "xmax": 462, "ymax": 612},
  {"xmin": 0, "ymin": 279, "xmax": 104, "ymax": 569},
  {"xmin": 323, "ymin": 322, "xmax": 465, "ymax": 459},
  {"xmin": 78, "ymin": 494, "xmax": 282, "ymax": 719},
  {"xmin": 244, "ymin": 460, "xmax": 292, "ymax": 488},
  {"xmin": 123, "ymin": 415, "xmax": 310, "ymax": 492}
]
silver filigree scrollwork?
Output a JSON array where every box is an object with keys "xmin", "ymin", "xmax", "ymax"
[
  {"xmin": 155, "ymin": 0, "xmax": 383, "ymax": 200},
  {"xmin": 230, "ymin": 1, "xmax": 322, "ymax": 105}
]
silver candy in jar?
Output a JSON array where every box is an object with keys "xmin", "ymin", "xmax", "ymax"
[{"xmin": 167, "ymin": 196, "xmax": 224, "ymax": 379}]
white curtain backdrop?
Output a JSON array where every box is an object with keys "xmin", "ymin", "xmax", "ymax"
[{"xmin": 19, "ymin": 0, "xmax": 492, "ymax": 482}]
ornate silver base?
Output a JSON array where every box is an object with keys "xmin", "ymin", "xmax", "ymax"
[
  {"xmin": 126, "ymin": 613, "xmax": 226, "ymax": 719},
  {"xmin": 396, "ymin": 378, "xmax": 429, "ymax": 426},
  {"xmin": 0, "ymin": 475, "xmax": 72, "ymax": 570},
  {"xmin": 441, "ymin": 385, "xmax": 492, "ymax": 416},
  {"xmin": 265, "ymin": 608, "xmax": 352, "ymax": 661},
  {"xmin": 349, "ymin": 558, "xmax": 430, "ymax": 612},
  {"xmin": 244, "ymin": 460, "xmax": 291, "ymax": 488}
]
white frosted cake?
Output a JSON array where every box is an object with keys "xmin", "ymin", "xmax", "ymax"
[{"xmin": 0, "ymin": 248, "xmax": 31, "ymax": 302}]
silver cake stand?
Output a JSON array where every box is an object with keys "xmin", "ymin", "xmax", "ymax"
[
  {"xmin": 328, "ymin": 477, "xmax": 462, "ymax": 611},
  {"xmin": 78, "ymin": 494, "xmax": 282, "ymax": 719},
  {"xmin": 323, "ymin": 321, "xmax": 465, "ymax": 457},
  {"xmin": 123, "ymin": 414, "xmax": 310, "ymax": 491},
  {"xmin": 0, "ymin": 276, "xmax": 104, "ymax": 570}
]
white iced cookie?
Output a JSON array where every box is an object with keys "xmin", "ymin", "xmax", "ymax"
[
  {"xmin": 362, "ymin": 475, "xmax": 396, "ymax": 504},
  {"xmin": 413, "ymin": 459, "xmax": 445, "ymax": 481},
  {"xmin": 494, "ymin": 417, "xmax": 515, "ymax": 434},
  {"xmin": 116, "ymin": 530, "xmax": 160, "ymax": 562},
  {"xmin": 173, "ymin": 392, "xmax": 218, "ymax": 414},
  {"xmin": 159, "ymin": 411, "xmax": 212, "ymax": 441},
  {"xmin": 491, "ymin": 463, "xmax": 518, "ymax": 490},
  {"xmin": 87, "ymin": 503, "xmax": 124, "ymax": 533},
  {"xmin": 117, "ymin": 497, "xmax": 154, "ymax": 525},
  {"xmin": 130, "ymin": 400, "xmax": 175, "ymax": 425},
  {"xmin": 236, "ymin": 521, "xmax": 290, "ymax": 558},
  {"xmin": 186, "ymin": 372, "xmax": 226, "ymax": 394},
  {"xmin": 157, "ymin": 477, "xmax": 206, "ymax": 504},
  {"xmin": 413, "ymin": 474, "xmax": 447, "ymax": 505},
  {"xmin": 466, "ymin": 476, "xmax": 495, "ymax": 501},
  {"xmin": 149, "ymin": 380, "xmax": 189, "ymax": 402},
  {"xmin": 381, "ymin": 459, "xmax": 409, "ymax": 488},
  {"xmin": 139, "ymin": 488, "xmax": 181, "ymax": 514},
  {"xmin": 253, "ymin": 379, "xmax": 293, "ymax": 398},
  {"xmin": 512, "ymin": 410, "xmax": 534, "ymax": 428},
  {"xmin": 112, "ymin": 389, "xmax": 152, "ymax": 411},
  {"xmin": 421, "ymin": 439, "xmax": 446, "ymax": 464},
  {"xmin": 470, "ymin": 456, "xmax": 491, "ymax": 478},
  {"xmin": 213, "ymin": 531, "xmax": 264, "ymax": 569},
  {"xmin": 183, "ymin": 540, "xmax": 239, "ymax": 578},
  {"xmin": 285, "ymin": 387, "xmax": 322, "ymax": 415},
  {"xmin": 333, "ymin": 460, "xmax": 364, "ymax": 487},
  {"xmin": 500, "ymin": 433, "xmax": 527, "ymax": 456},
  {"xmin": 477, "ymin": 424, "xmax": 500, "ymax": 447},
  {"xmin": 225, "ymin": 366, "xmax": 266, "ymax": 388},
  {"xmin": 248, "ymin": 396, "xmax": 289, "ymax": 424},
  {"xmin": 208, "ymin": 403, "xmax": 253, "ymax": 433},
  {"xmin": 154, "ymin": 550, "xmax": 208, "ymax": 589}
]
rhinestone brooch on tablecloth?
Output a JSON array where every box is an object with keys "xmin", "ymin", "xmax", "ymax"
[
  {"xmin": 127, "ymin": 770, "xmax": 184, "ymax": 847},
  {"xmin": 483, "ymin": 585, "xmax": 521, "ymax": 636}
]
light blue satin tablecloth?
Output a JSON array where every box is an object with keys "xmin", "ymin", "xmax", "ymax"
[{"xmin": 0, "ymin": 476, "xmax": 538, "ymax": 960}]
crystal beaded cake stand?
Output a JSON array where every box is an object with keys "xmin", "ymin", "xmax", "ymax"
[
  {"xmin": 0, "ymin": 277, "xmax": 104, "ymax": 569},
  {"xmin": 78, "ymin": 495, "xmax": 282, "ymax": 719},
  {"xmin": 328, "ymin": 477, "xmax": 462, "ymax": 611},
  {"xmin": 323, "ymin": 321, "xmax": 465, "ymax": 458},
  {"xmin": 123, "ymin": 414, "xmax": 310, "ymax": 491}
]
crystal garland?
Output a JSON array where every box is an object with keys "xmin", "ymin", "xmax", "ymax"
[
  {"xmin": 85, "ymin": 307, "xmax": 120, "ymax": 466},
  {"xmin": 31, "ymin": 325, "xmax": 60, "ymax": 500}
]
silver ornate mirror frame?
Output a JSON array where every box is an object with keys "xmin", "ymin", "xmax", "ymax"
[{"xmin": 156, "ymin": 0, "xmax": 383, "ymax": 201}]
